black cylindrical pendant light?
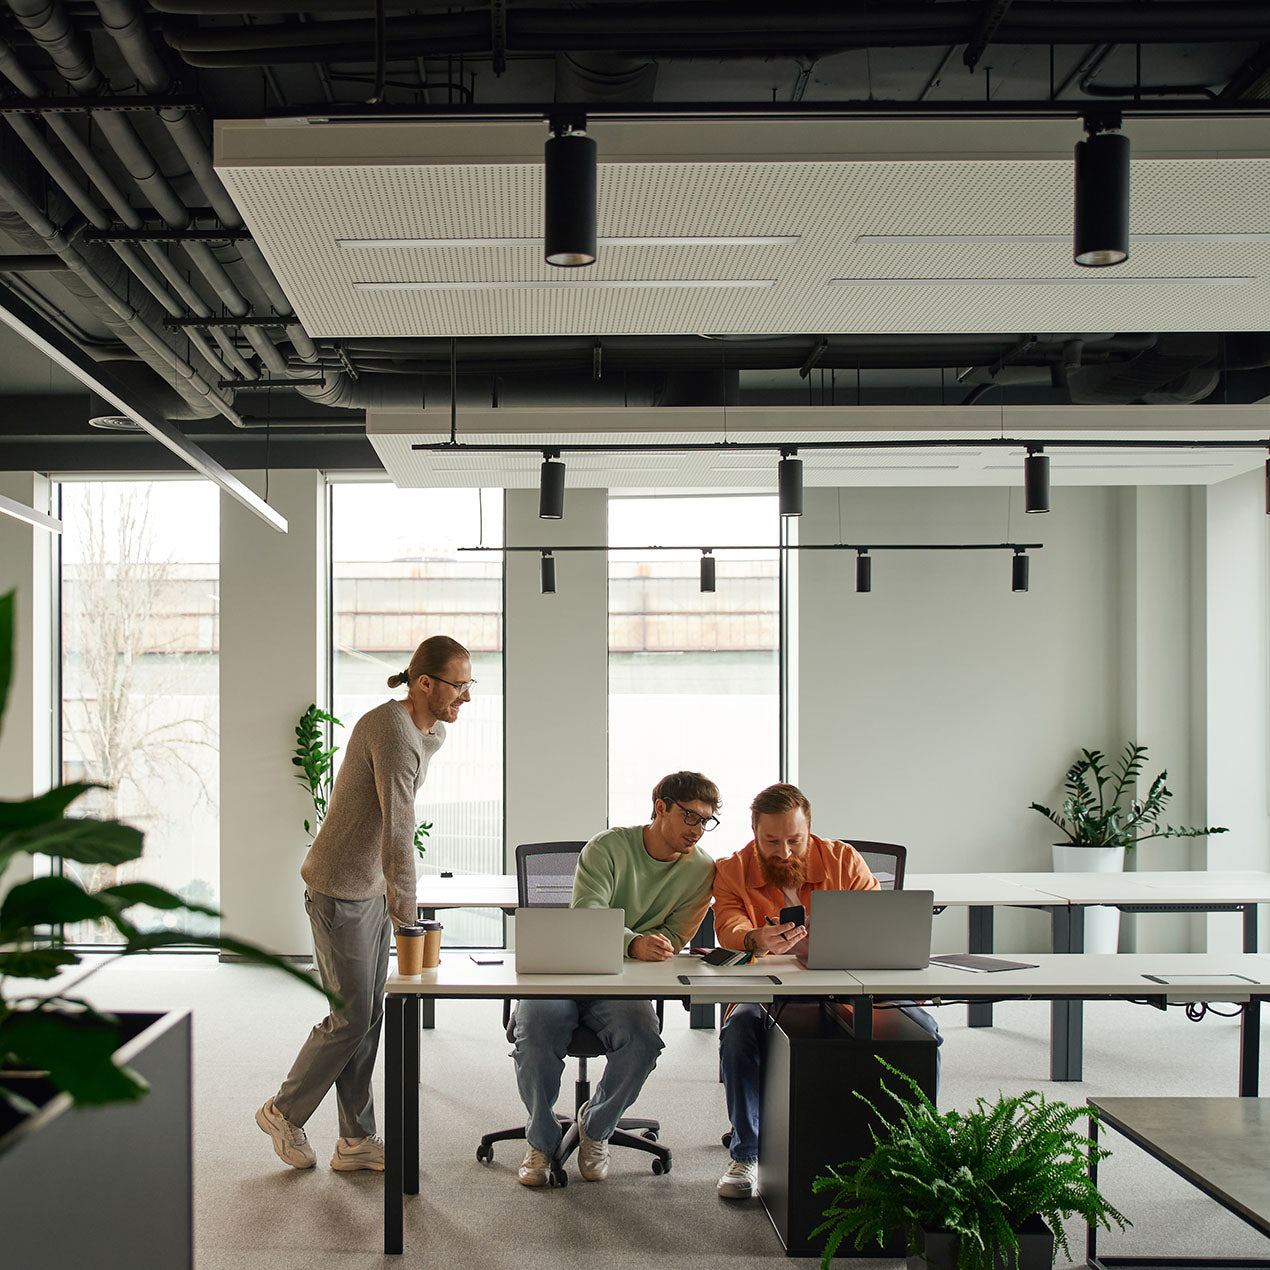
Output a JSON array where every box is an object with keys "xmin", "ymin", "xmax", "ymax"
[
  {"xmin": 539, "ymin": 455, "xmax": 566, "ymax": 519},
  {"xmin": 1074, "ymin": 125, "xmax": 1130, "ymax": 268},
  {"xmin": 544, "ymin": 121, "xmax": 597, "ymax": 268},
  {"xmin": 1024, "ymin": 448, "xmax": 1051, "ymax": 514},
  {"xmin": 778, "ymin": 453, "xmax": 803, "ymax": 518},
  {"xmin": 856, "ymin": 551, "xmax": 872, "ymax": 593},
  {"xmin": 700, "ymin": 551, "xmax": 716, "ymax": 593},
  {"xmin": 540, "ymin": 551, "xmax": 556, "ymax": 595},
  {"xmin": 1012, "ymin": 550, "xmax": 1030, "ymax": 593}
]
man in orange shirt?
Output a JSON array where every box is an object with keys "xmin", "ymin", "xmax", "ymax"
[{"xmin": 710, "ymin": 782, "xmax": 941, "ymax": 1201}]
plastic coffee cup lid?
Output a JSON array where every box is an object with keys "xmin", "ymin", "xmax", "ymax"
[
  {"xmin": 418, "ymin": 919, "xmax": 443, "ymax": 931},
  {"xmin": 394, "ymin": 925, "xmax": 423, "ymax": 935}
]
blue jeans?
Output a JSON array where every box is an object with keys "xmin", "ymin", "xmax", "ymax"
[
  {"xmin": 719, "ymin": 1001, "xmax": 943, "ymax": 1163},
  {"xmin": 513, "ymin": 997, "xmax": 664, "ymax": 1156}
]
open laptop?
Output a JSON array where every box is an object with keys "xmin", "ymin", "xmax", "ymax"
[
  {"xmin": 514, "ymin": 907, "xmax": 625, "ymax": 974},
  {"xmin": 796, "ymin": 889, "xmax": 934, "ymax": 970}
]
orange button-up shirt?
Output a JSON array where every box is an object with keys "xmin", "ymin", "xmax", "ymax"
[{"xmin": 711, "ymin": 833, "xmax": 879, "ymax": 951}]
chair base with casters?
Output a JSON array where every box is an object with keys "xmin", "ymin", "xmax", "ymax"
[{"xmin": 476, "ymin": 1023, "xmax": 671, "ymax": 1186}]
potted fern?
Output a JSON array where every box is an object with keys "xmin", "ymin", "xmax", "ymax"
[
  {"xmin": 812, "ymin": 1062, "xmax": 1129, "ymax": 1270},
  {"xmin": 1028, "ymin": 743, "xmax": 1227, "ymax": 951}
]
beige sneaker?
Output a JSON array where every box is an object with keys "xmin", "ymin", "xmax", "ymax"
[
  {"xmin": 518, "ymin": 1146, "xmax": 552, "ymax": 1187},
  {"xmin": 331, "ymin": 1134, "xmax": 385, "ymax": 1172},
  {"xmin": 717, "ymin": 1158, "xmax": 757, "ymax": 1199},
  {"xmin": 255, "ymin": 1098, "xmax": 316, "ymax": 1169},
  {"xmin": 576, "ymin": 1100, "xmax": 610, "ymax": 1182}
]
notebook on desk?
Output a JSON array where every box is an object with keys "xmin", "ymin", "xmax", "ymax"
[
  {"xmin": 514, "ymin": 907, "xmax": 625, "ymax": 974},
  {"xmin": 796, "ymin": 889, "xmax": 935, "ymax": 970}
]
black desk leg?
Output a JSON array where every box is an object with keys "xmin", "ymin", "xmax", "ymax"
[
  {"xmin": 968, "ymin": 906, "xmax": 994, "ymax": 1028},
  {"xmin": 1086, "ymin": 1114, "xmax": 1100, "ymax": 1266},
  {"xmin": 1050, "ymin": 906, "xmax": 1084, "ymax": 1082},
  {"xmin": 1239, "ymin": 997, "xmax": 1261, "ymax": 1097},
  {"xmin": 1245, "ymin": 904, "xmax": 1259, "ymax": 953},
  {"xmin": 690, "ymin": 909, "xmax": 717, "ymax": 1029},
  {"xmin": 384, "ymin": 996, "xmax": 403, "ymax": 1256},
  {"xmin": 404, "ymin": 995, "xmax": 420, "ymax": 1193},
  {"xmin": 850, "ymin": 997, "xmax": 874, "ymax": 1041},
  {"xmin": 417, "ymin": 909, "xmax": 436, "ymax": 1030},
  {"xmin": 690, "ymin": 1002, "xmax": 717, "ymax": 1029}
]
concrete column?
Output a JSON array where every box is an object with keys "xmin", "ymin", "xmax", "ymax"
[
  {"xmin": 504, "ymin": 488, "xmax": 608, "ymax": 857},
  {"xmin": 219, "ymin": 471, "xmax": 325, "ymax": 955}
]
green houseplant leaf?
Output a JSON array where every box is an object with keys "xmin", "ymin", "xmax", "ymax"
[{"xmin": 294, "ymin": 704, "xmax": 341, "ymax": 838}]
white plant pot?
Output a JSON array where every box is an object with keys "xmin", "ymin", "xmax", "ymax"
[{"xmin": 1051, "ymin": 843, "xmax": 1125, "ymax": 953}]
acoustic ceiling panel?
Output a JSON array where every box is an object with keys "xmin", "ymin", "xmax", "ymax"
[{"xmin": 216, "ymin": 118, "xmax": 1270, "ymax": 340}]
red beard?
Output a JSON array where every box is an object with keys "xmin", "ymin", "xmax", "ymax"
[{"xmin": 759, "ymin": 854, "xmax": 806, "ymax": 892}]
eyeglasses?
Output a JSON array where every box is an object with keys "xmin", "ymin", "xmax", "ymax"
[
  {"xmin": 666, "ymin": 799, "xmax": 719, "ymax": 831},
  {"xmin": 431, "ymin": 675, "xmax": 476, "ymax": 694}
]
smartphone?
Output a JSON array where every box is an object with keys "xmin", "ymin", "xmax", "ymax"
[
  {"xmin": 469, "ymin": 954, "xmax": 503, "ymax": 965},
  {"xmin": 779, "ymin": 904, "xmax": 806, "ymax": 927},
  {"xmin": 702, "ymin": 947, "xmax": 751, "ymax": 967}
]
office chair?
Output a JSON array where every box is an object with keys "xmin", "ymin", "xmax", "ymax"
[
  {"xmin": 476, "ymin": 841, "xmax": 671, "ymax": 1185},
  {"xmin": 839, "ymin": 839, "xmax": 907, "ymax": 891}
]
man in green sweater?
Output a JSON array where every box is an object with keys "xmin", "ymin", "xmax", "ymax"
[{"xmin": 512, "ymin": 771, "xmax": 718, "ymax": 1187}]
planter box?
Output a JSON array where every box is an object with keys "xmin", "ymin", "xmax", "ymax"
[
  {"xmin": 0, "ymin": 1009, "xmax": 193, "ymax": 1269},
  {"xmin": 908, "ymin": 1213, "xmax": 1055, "ymax": 1270}
]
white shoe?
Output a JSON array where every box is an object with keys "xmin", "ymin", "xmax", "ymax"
[
  {"xmin": 331, "ymin": 1134, "xmax": 385, "ymax": 1172},
  {"xmin": 576, "ymin": 1100, "xmax": 610, "ymax": 1182},
  {"xmin": 518, "ymin": 1146, "xmax": 552, "ymax": 1187},
  {"xmin": 256, "ymin": 1098, "xmax": 316, "ymax": 1169},
  {"xmin": 717, "ymin": 1158, "xmax": 757, "ymax": 1199}
]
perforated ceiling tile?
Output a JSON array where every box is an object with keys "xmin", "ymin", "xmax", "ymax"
[{"xmin": 214, "ymin": 125, "xmax": 1270, "ymax": 340}]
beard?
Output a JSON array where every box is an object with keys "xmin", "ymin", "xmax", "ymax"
[{"xmin": 759, "ymin": 853, "xmax": 807, "ymax": 891}]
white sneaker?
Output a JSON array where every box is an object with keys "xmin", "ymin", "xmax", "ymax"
[
  {"xmin": 576, "ymin": 1100, "xmax": 610, "ymax": 1182},
  {"xmin": 717, "ymin": 1158, "xmax": 757, "ymax": 1199},
  {"xmin": 518, "ymin": 1146, "xmax": 552, "ymax": 1187},
  {"xmin": 331, "ymin": 1134, "xmax": 385, "ymax": 1172},
  {"xmin": 256, "ymin": 1098, "xmax": 316, "ymax": 1169}
]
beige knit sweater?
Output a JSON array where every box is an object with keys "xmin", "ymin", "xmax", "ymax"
[{"xmin": 300, "ymin": 699, "xmax": 445, "ymax": 928}]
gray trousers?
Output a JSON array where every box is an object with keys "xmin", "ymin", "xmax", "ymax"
[{"xmin": 275, "ymin": 889, "xmax": 390, "ymax": 1139}]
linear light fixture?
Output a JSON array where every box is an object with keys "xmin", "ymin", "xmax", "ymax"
[
  {"xmin": 0, "ymin": 294, "xmax": 287, "ymax": 533},
  {"xmin": 855, "ymin": 233, "xmax": 1270, "ymax": 245},
  {"xmin": 339, "ymin": 236, "xmax": 801, "ymax": 248},
  {"xmin": 355, "ymin": 278, "xmax": 777, "ymax": 291},
  {"xmin": 829, "ymin": 276, "xmax": 1250, "ymax": 287},
  {"xmin": 0, "ymin": 491, "xmax": 61, "ymax": 535}
]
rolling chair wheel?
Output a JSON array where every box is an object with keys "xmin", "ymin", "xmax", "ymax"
[
  {"xmin": 721, "ymin": 1130, "xmax": 733, "ymax": 1148},
  {"xmin": 641, "ymin": 1129, "xmax": 658, "ymax": 1142},
  {"xmin": 651, "ymin": 1157, "xmax": 669, "ymax": 1175},
  {"xmin": 551, "ymin": 1168, "xmax": 568, "ymax": 1188},
  {"xmin": 476, "ymin": 1144, "xmax": 493, "ymax": 1164}
]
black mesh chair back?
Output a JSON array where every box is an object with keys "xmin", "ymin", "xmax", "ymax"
[
  {"xmin": 516, "ymin": 841, "xmax": 585, "ymax": 908},
  {"xmin": 838, "ymin": 839, "xmax": 907, "ymax": 890}
]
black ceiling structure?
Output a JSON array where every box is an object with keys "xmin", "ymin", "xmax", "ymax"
[{"xmin": 0, "ymin": 0, "xmax": 1267, "ymax": 472}]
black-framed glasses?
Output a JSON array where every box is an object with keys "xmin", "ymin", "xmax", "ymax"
[
  {"xmin": 666, "ymin": 799, "xmax": 719, "ymax": 831},
  {"xmin": 431, "ymin": 675, "xmax": 476, "ymax": 694}
]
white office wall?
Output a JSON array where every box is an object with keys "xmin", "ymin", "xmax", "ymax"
[
  {"xmin": 1205, "ymin": 468, "xmax": 1270, "ymax": 952},
  {"xmin": 798, "ymin": 485, "xmax": 1128, "ymax": 952},
  {"xmin": 0, "ymin": 473, "xmax": 52, "ymax": 899},
  {"xmin": 219, "ymin": 471, "xmax": 326, "ymax": 956},
  {"xmin": 504, "ymin": 488, "xmax": 608, "ymax": 856}
]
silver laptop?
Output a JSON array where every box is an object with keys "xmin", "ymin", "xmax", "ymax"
[
  {"xmin": 514, "ymin": 907, "xmax": 625, "ymax": 974},
  {"xmin": 797, "ymin": 890, "xmax": 934, "ymax": 970}
]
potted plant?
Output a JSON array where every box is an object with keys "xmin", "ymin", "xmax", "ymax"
[
  {"xmin": 812, "ymin": 1062, "xmax": 1129, "ymax": 1269},
  {"xmin": 0, "ymin": 589, "xmax": 335, "ymax": 1264},
  {"xmin": 1028, "ymin": 743, "xmax": 1227, "ymax": 951}
]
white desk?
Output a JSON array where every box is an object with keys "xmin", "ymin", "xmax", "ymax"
[{"xmin": 379, "ymin": 951, "xmax": 1270, "ymax": 1255}]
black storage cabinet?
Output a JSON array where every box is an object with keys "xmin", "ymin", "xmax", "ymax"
[{"xmin": 758, "ymin": 999, "xmax": 938, "ymax": 1258}]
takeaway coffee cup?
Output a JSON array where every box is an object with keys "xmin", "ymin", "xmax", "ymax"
[
  {"xmin": 419, "ymin": 919, "xmax": 443, "ymax": 969},
  {"xmin": 395, "ymin": 925, "xmax": 426, "ymax": 976}
]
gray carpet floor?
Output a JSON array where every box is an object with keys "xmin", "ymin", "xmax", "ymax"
[{"xmin": 59, "ymin": 953, "xmax": 1270, "ymax": 1268}]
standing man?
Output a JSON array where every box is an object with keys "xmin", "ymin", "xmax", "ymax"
[
  {"xmin": 256, "ymin": 636, "xmax": 472, "ymax": 1173},
  {"xmin": 710, "ymin": 782, "xmax": 942, "ymax": 1201},
  {"xmin": 512, "ymin": 771, "xmax": 718, "ymax": 1187}
]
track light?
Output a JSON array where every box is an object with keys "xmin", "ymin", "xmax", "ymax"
[
  {"xmin": 1265, "ymin": 457, "xmax": 1269, "ymax": 515},
  {"xmin": 544, "ymin": 118, "xmax": 597, "ymax": 268},
  {"xmin": 778, "ymin": 451, "xmax": 803, "ymax": 518},
  {"xmin": 856, "ymin": 550, "xmax": 872, "ymax": 594},
  {"xmin": 540, "ymin": 550, "xmax": 556, "ymax": 595},
  {"xmin": 700, "ymin": 551, "xmax": 716, "ymax": 593},
  {"xmin": 1074, "ymin": 117, "xmax": 1130, "ymax": 268},
  {"xmin": 1012, "ymin": 549, "xmax": 1030, "ymax": 593},
  {"xmin": 1024, "ymin": 447, "xmax": 1050, "ymax": 514},
  {"xmin": 539, "ymin": 452, "xmax": 565, "ymax": 520}
]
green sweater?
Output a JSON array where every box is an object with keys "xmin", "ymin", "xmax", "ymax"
[{"xmin": 571, "ymin": 825, "xmax": 715, "ymax": 955}]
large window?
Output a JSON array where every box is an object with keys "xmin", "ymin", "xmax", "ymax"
[
  {"xmin": 608, "ymin": 495, "xmax": 780, "ymax": 856},
  {"xmin": 58, "ymin": 479, "xmax": 220, "ymax": 943},
  {"xmin": 331, "ymin": 484, "xmax": 503, "ymax": 945}
]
